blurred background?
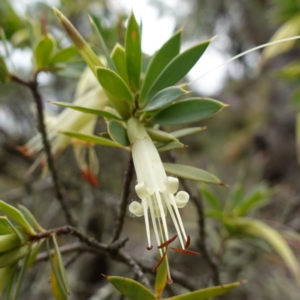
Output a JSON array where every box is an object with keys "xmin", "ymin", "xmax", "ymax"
[{"xmin": 1, "ymin": 0, "xmax": 300, "ymax": 299}]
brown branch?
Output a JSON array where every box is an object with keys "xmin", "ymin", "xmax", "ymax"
[
  {"xmin": 111, "ymin": 154, "xmax": 134, "ymax": 242},
  {"xmin": 11, "ymin": 74, "xmax": 75, "ymax": 226}
]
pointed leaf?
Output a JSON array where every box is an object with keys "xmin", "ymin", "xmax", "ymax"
[
  {"xmin": 155, "ymin": 257, "xmax": 167, "ymax": 298},
  {"xmin": 170, "ymin": 127, "xmax": 206, "ymax": 138},
  {"xmin": 200, "ymin": 185, "xmax": 222, "ymax": 211},
  {"xmin": 163, "ymin": 163, "xmax": 224, "ymax": 185},
  {"xmin": 108, "ymin": 121, "xmax": 130, "ymax": 147},
  {"xmin": 0, "ymin": 234, "xmax": 21, "ymax": 252},
  {"xmin": 34, "ymin": 35, "xmax": 56, "ymax": 69},
  {"xmin": 106, "ymin": 276, "xmax": 156, "ymax": 300},
  {"xmin": 5, "ymin": 265, "xmax": 17, "ymax": 300},
  {"xmin": 50, "ymin": 101, "xmax": 122, "ymax": 121},
  {"xmin": 0, "ymin": 201, "xmax": 35, "ymax": 235},
  {"xmin": 0, "ymin": 264, "xmax": 16, "ymax": 297},
  {"xmin": 151, "ymin": 98, "xmax": 227, "ymax": 125},
  {"xmin": 141, "ymin": 85, "xmax": 189, "ymax": 112},
  {"xmin": 28, "ymin": 240, "xmax": 44, "ymax": 268},
  {"xmin": 147, "ymin": 128, "xmax": 178, "ymax": 143},
  {"xmin": 125, "ymin": 12, "xmax": 142, "ymax": 91},
  {"xmin": 96, "ymin": 67, "xmax": 134, "ymax": 120},
  {"xmin": 139, "ymin": 29, "xmax": 182, "ymax": 103},
  {"xmin": 157, "ymin": 142, "xmax": 185, "ymax": 152},
  {"xmin": 50, "ymin": 46, "xmax": 79, "ymax": 64},
  {"xmin": 0, "ymin": 216, "xmax": 14, "ymax": 235},
  {"xmin": 165, "ymin": 281, "xmax": 243, "ymax": 300},
  {"xmin": 146, "ymin": 38, "xmax": 212, "ymax": 101},
  {"xmin": 0, "ymin": 245, "xmax": 30, "ymax": 268},
  {"xmin": 227, "ymin": 175, "xmax": 244, "ymax": 211},
  {"xmin": 111, "ymin": 43, "xmax": 129, "ymax": 84},
  {"xmin": 18, "ymin": 204, "xmax": 45, "ymax": 232},
  {"xmin": 61, "ymin": 131, "xmax": 122, "ymax": 148}
]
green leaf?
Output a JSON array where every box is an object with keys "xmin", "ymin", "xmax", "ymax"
[
  {"xmin": 227, "ymin": 175, "xmax": 244, "ymax": 211},
  {"xmin": 108, "ymin": 121, "xmax": 130, "ymax": 147},
  {"xmin": 297, "ymin": 111, "xmax": 300, "ymax": 164},
  {"xmin": 0, "ymin": 264, "xmax": 16, "ymax": 297},
  {"xmin": 50, "ymin": 46, "xmax": 79, "ymax": 64},
  {"xmin": 0, "ymin": 216, "xmax": 13, "ymax": 235},
  {"xmin": 34, "ymin": 35, "xmax": 56, "ymax": 69},
  {"xmin": 12, "ymin": 247, "xmax": 31, "ymax": 300},
  {"xmin": 111, "ymin": 43, "xmax": 129, "ymax": 84},
  {"xmin": 61, "ymin": 131, "xmax": 122, "ymax": 148},
  {"xmin": 145, "ymin": 38, "xmax": 212, "ymax": 101},
  {"xmin": 150, "ymin": 98, "xmax": 227, "ymax": 125},
  {"xmin": 0, "ymin": 244, "xmax": 30, "ymax": 268},
  {"xmin": 170, "ymin": 127, "xmax": 206, "ymax": 138},
  {"xmin": 0, "ymin": 234, "xmax": 21, "ymax": 252},
  {"xmin": 141, "ymin": 85, "xmax": 189, "ymax": 112},
  {"xmin": 5, "ymin": 265, "xmax": 17, "ymax": 300},
  {"xmin": 0, "ymin": 201, "xmax": 35, "ymax": 235},
  {"xmin": 96, "ymin": 67, "xmax": 134, "ymax": 120},
  {"xmin": 125, "ymin": 12, "xmax": 142, "ymax": 92},
  {"xmin": 50, "ymin": 101, "xmax": 122, "ymax": 121},
  {"xmin": 18, "ymin": 204, "xmax": 45, "ymax": 232},
  {"xmin": 28, "ymin": 240, "xmax": 44, "ymax": 268},
  {"xmin": 0, "ymin": 56, "xmax": 9, "ymax": 83},
  {"xmin": 106, "ymin": 276, "xmax": 156, "ymax": 300},
  {"xmin": 89, "ymin": 15, "xmax": 117, "ymax": 72},
  {"xmin": 163, "ymin": 163, "xmax": 224, "ymax": 185},
  {"xmin": 146, "ymin": 128, "xmax": 178, "ymax": 143},
  {"xmin": 139, "ymin": 29, "xmax": 182, "ymax": 103},
  {"xmin": 233, "ymin": 183, "xmax": 273, "ymax": 216},
  {"xmin": 165, "ymin": 281, "xmax": 243, "ymax": 300},
  {"xmin": 155, "ymin": 257, "xmax": 167, "ymax": 298},
  {"xmin": 200, "ymin": 185, "xmax": 222, "ymax": 211},
  {"xmin": 157, "ymin": 141, "xmax": 185, "ymax": 152},
  {"xmin": 232, "ymin": 218, "xmax": 300, "ymax": 282}
]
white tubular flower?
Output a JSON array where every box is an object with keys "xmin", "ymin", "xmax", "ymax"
[
  {"xmin": 127, "ymin": 118, "xmax": 192, "ymax": 282},
  {"xmin": 18, "ymin": 68, "xmax": 108, "ymax": 186}
]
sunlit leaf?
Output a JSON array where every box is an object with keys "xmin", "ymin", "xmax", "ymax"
[
  {"xmin": 34, "ymin": 35, "xmax": 56, "ymax": 69},
  {"xmin": 111, "ymin": 43, "xmax": 129, "ymax": 84},
  {"xmin": 163, "ymin": 163, "xmax": 224, "ymax": 185},
  {"xmin": 150, "ymin": 98, "xmax": 227, "ymax": 125},
  {"xmin": 108, "ymin": 121, "xmax": 130, "ymax": 147},
  {"xmin": 125, "ymin": 12, "xmax": 142, "ymax": 92},
  {"xmin": 165, "ymin": 281, "xmax": 244, "ymax": 300},
  {"xmin": 105, "ymin": 276, "xmax": 156, "ymax": 300},
  {"xmin": 139, "ymin": 29, "xmax": 182, "ymax": 103}
]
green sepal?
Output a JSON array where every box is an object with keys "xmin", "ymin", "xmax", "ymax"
[
  {"xmin": 105, "ymin": 275, "xmax": 156, "ymax": 300},
  {"xmin": 125, "ymin": 12, "xmax": 142, "ymax": 92},
  {"xmin": 108, "ymin": 121, "xmax": 130, "ymax": 147},
  {"xmin": 163, "ymin": 163, "xmax": 224, "ymax": 185},
  {"xmin": 150, "ymin": 98, "xmax": 227, "ymax": 125}
]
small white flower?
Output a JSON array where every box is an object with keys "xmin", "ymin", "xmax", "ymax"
[{"xmin": 127, "ymin": 118, "xmax": 194, "ymax": 282}]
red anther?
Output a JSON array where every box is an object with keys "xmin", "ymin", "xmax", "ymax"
[
  {"xmin": 147, "ymin": 245, "xmax": 153, "ymax": 250},
  {"xmin": 152, "ymin": 251, "xmax": 167, "ymax": 273},
  {"xmin": 158, "ymin": 234, "xmax": 178, "ymax": 249},
  {"xmin": 16, "ymin": 146, "xmax": 36, "ymax": 158},
  {"xmin": 81, "ymin": 169, "xmax": 98, "ymax": 186},
  {"xmin": 170, "ymin": 247, "xmax": 200, "ymax": 255},
  {"xmin": 185, "ymin": 235, "xmax": 191, "ymax": 249}
]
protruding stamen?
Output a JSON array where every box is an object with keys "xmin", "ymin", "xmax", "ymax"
[
  {"xmin": 170, "ymin": 247, "xmax": 200, "ymax": 255},
  {"xmin": 158, "ymin": 234, "xmax": 178, "ymax": 249},
  {"xmin": 152, "ymin": 250, "xmax": 167, "ymax": 273},
  {"xmin": 170, "ymin": 195, "xmax": 187, "ymax": 240},
  {"xmin": 185, "ymin": 235, "xmax": 191, "ymax": 249},
  {"xmin": 129, "ymin": 201, "xmax": 144, "ymax": 217},
  {"xmin": 175, "ymin": 191, "xmax": 189, "ymax": 208},
  {"xmin": 156, "ymin": 191, "xmax": 169, "ymax": 241},
  {"xmin": 135, "ymin": 182, "xmax": 153, "ymax": 199},
  {"xmin": 163, "ymin": 177, "xmax": 179, "ymax": 194},
  {"xmin": 142, "ymin": 199, "xmax": 152, "ymax": 249},
  {"xmin": 147, "ymin": 246, "xmax": 153, "ymax": 250}
]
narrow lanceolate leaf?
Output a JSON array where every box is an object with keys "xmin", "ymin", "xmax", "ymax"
[
  {"xmin": 61, "ymin": 131, "xmax": 122, "ymax": 148},
  {"xmin": 96, "ymin": 67, "xmax": 134, "ymax": 120},
  {"xmin": 111, "ymin": 43, "xmax": 129, "ymax": 84},
  {"xmin": 170, "ymin": 127, "xmax": 206, "ymax": 138},
  {"xmin": 145, "ymin": 38, "xmax": 212, "ymax": 101},
  {"xmin": 108, "ymin": 121, "xmax": 130, "ymax": 147},
  {"xmin": 0, "ymin": 244, "xmax": 30, "ymax": 268},
  {"xmin": 232, "ymin": 218, "xmax": 300, "ymax": 283},
  {"xmin": 200, "ymin": 185, "xmax": 222, "ymax": 211},
  {"xmin": 141, "ymin": 85, "xmax": 189, "ymax": 112},
  {"xmin": 50, "ymin": 101, "xmax": 122, "ymax": 121},
  {"xmin": 53, "ymin": 8, "xmax": 104, "ymax": 75},
  {"xmin": 34, "ymin": 35, "xmax": 56, "ymax": 69},
  {"xmin": 28, "ymin": 240, "xmax": 44, "ymax": 268},
  {"xmin": 0, "ymin": 264, "xmax": 16, "ymax": 297},
  {"xmin": 157, "ymin": 142, "xmax": 185, "ymax": 152},
  {"xmin": 165, "ymin": 281, "xmax": 244, "ymax": 300},
  {"xmin": 89, "ymin": 15, "xmax": 117, "ymax": 72},
  {"xmin": 163, "ymin": 163, "xmax": 224, "ymax": 185},
  {"xmin": 50, "ymin": 46, "xmax": 79, "ymax": 64},
  {"xmin": 146, "ymin": 128, "xmax": 178, "ymax": 143},
  {"xmin": 0, "ymin": 201, "xmax": 35, "ymax": 235},
  {"xmin": 139, "ymin": 29, "xmax": 182, "ymax": 103},
  {"xmin": 105, "ymin": 276, "xmax": 156, "ymax": 300},
  {"xmin": 155, "ymin": 257, "xmax": 167, "ymax": 298},
  {"xmin": 125, "ymin": 12, "xmax": 142, "ymax": 92},
  {"xmin": 151, "ymin": 98, "xmax": 227, "ymax": 125},
  {"xmin": 0, "ymin": 216, "xmax": 13, "ymax": 234},
  {"xmin": 0, "ymin": 234, "xmax": 21, "ymax": 252},
  {"xmin": 18, "ymin": 204, "xmax": 45, "ymax": 232}
]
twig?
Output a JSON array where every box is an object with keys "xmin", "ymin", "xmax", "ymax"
[
  {"xmin": 111, "ymin": 154, "xmax": 134, "ymax": 242},
  {"xmin": 11, "ymin": 74, "xmax": 75, "ymax": 226}
]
